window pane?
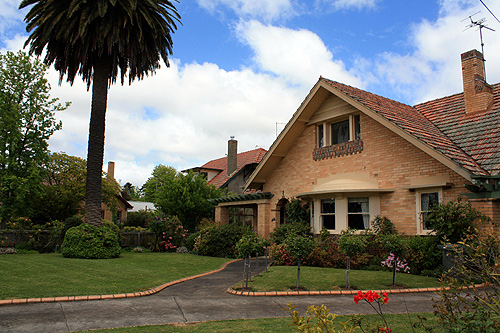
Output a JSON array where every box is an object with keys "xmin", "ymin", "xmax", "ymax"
[
  {"xmin": 321, "ymin": 199, "xmax": 335, "ymax": 213},
  {"xmin": 354, "ymin": 115, "xmax": 360, "ymax": 140},
  {"xmin": 318, "ymin": 124, "xmax": 324, "ymax": 147},
  {"xmin": 323, "ymin": 215, "xmax": 335, "ymax": 230},
  {"xmin": 331, "ymin": 120, "xmax": 350, "ymax": 144},
  {"xmin": 421, "ymin": 192, "xmax": 438, "ymax": 210},
  {"xmin": 348, "ymin": 197, "xmax": 369, "ymax": 213},
  {"xmin": 348, "ymin": 214, "xmax": 369, "ymax": 230}
]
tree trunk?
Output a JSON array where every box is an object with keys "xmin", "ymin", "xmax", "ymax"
[
  {"xmin": 84, "ymin": 58, "xmax": 110, "ymax": 227},
  {"xmin": 296, "ymin": 256, "xmax": 301, "ymax": 290}
]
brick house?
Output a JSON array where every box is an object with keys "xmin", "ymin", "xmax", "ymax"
[
  {"xmin": 184, "ymin": 138, "xmax": 267, "ymax": 195},
  {"xmin": 212, "ymin": 49, "xmax": 500, "ymax": 238}
]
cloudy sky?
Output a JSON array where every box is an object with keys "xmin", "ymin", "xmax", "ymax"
[{"xmin": 1, "ymin": 0, "xmax": 500, "ymax": 187}]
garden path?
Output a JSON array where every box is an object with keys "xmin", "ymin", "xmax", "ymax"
[{"xmin": 0, "ymin": 258, "xmax": 435, "ymax": 332}]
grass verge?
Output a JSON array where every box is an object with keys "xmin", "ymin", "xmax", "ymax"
[
  {"xmin": 0, "ymin": 252, "xmax": 230, "ymax": 300},
  {"xmin": 234, "ymin": 266, "xmax": 441, "ymax": 291},
  {"xmin": 79, "ymin": 313, "xmax": 440, "ymax": 332}
]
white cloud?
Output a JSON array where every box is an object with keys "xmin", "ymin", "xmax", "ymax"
[
  {"xmin": 197, "ymin": 0, "xmax": 296, "ymax": 22},
  {"xmin": 236, "ymin": 20, "xmax": 364, "ymax": 88},
  {"xmin": 45, "ymin": 58, "xmax": 304, "ymax": 186},
  {"xmin": 370, "ymin": 0, "xmax": 500, "ymax": 104},
  {"xmin": 329, "ymin": 0, "xmax": 380, "ymax": 10}
]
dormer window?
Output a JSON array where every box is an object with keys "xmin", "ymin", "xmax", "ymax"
[{"xmin": 317, "ymin": 114, "xmax": 360, "ymax": 148}]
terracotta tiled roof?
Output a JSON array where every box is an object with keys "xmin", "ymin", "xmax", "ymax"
[
  {"xmin": 323, "ymin": 78, "xmax": 490, "ymax": 175},
  {"xmin": 202, "ymin": 148, "xmax": 267, "ymax": 188},
  {"xmin": 415, "ymin": 83, "xmax": 500, "ymax": 176}
]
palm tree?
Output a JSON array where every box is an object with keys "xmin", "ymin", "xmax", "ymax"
[{"xmin": 20, "ymin": 0, "xmax": 181, "ymax": 226}]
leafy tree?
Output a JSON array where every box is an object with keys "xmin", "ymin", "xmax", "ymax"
[
  {"xmin": 122, "ymin": 182, "xmax": 143, "ymax": 201},
  {"xmin": 0, "ymin": 50, "xmax": 68, "ymax": 226},
  {"xmin": 143, "ymin": 165, "xmax": 224, "ymax": 231},
  {"xmin": 283, "ymin": 234, "xmax": 315, "ymax": 290},
  {"xmin": 142, "ymin": 165, "xmax": 178, "ymax": 203},
  {"xmin": 20, "ymin": 0, "xmax": 181, "ymax": 227},
  {"xmin": 30, "ymin": 152, "xmax": 120, "ymax": 224}
]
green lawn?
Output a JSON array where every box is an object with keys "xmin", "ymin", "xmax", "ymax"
[
  {"xmin": 79, "ymin": 313, "xmax": 440, "ymax": 332},
  {"xmin": 0, "ymin": 253, "xmax": 230, "ymax": 300},
  {"xmin": 237, "ymin": 266, "xmax": 441, "ymax": 291}
]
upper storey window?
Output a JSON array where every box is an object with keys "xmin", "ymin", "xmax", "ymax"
[{"xmin": 317, "ymin": 114, "xmax": 360, "ymax": 147}]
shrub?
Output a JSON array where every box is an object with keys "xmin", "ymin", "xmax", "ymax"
[
  {"xmin": 372, "ymin": 215, "xmax": 397, "ymax": 235},
  {"xmin": 61, "ymin": 223, "xmax": 121, "ymax": 259},
  {"xmin": 270, "ymin": 222, "xmax": 310, "ymax": 245},
  {"xmin": 63, "ymin": 215, "xmax": 83, "ymax": 236},
  {"xmin": 403, "ymin": 236, "xmax": 441, "ymax": 274},
  {"xmin": 195, "ymin": 222, "xmax": 252, "ymax": 257},
  {"xmin": 148, "ymin": 215, "xmax": 187, "ymax": 252},
  {"xmin": 305, "ymin": 235, "xmax": 345, "ymax": 268},
  {"xmin": 432, "ymin": 229, "xmax": 500, "ymax": 332},
  {"xmin": 285, "ymin": 198, "xmax": 310, "ymax": 224},
  {"xmin": 125, "ymin": 210, "xmax": 154, "ymax": 228},
  {"xmin": 425, "ymin": 197, "xmax": 488, "ymax": 243}
]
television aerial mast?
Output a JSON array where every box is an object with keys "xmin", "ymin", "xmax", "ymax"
[{"xmin": 463, "ymin": 12, "xmax": 495, "ymax": 80}]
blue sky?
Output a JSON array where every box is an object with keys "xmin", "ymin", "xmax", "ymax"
[{"xmin": 1, "ymin": 0, "xmax": 500, "ymax": 187}]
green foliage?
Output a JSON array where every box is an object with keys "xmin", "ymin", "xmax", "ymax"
[
  {"xmin": 287, "ymin": 302, "xmax": 358, "ymax": 332},
  {"xmin": 431, "ymin": 229, "xmax": 500, "ymax": 332},
  {"xmin": 61, "ymin": 223, "xmax": 121, "ymax": 259},
  {"xmin": 305, "ymin": 235, "xmax": 346, "ymax": 268},
  {"xmin": 338, "ymin": 230, "xmax": 368, "ymax": 258},
  {"xmin": 425, "ymin": 197, "xmax": 487, "ymax": 243},
  {"xmin": 236, "ymin": 233, "xmax": 266, "ymax": 258},
  {"xmin": 148, "ymin": 214, "xmax": 187, "ymax": 252},
  {"xmin": 378, "ymin": 234, "xmax": 406, "ymax": 256},
  {"xmin": 194, "ymin": 222, "xmax": 252, "ymax": 258},
  {"xmin": 29, "ymin": 153, "xmax": 120, "ymax": 225},
  {"xmin": 125, "ymin": 210, "xmax": 155, "ymax": 228},
  {"xmin": 270, "ymin": 222, "xmax": 311, "ymax": 245},
  {"xmin": 144, "ymin": 166, "xmax": 224, "ymax": 231},
  {"xmin": 285, "ymin": 198, "xmax": 310, "ymax": 224},
  {"xmin": 283, "ymin": 233, "xmax": 315, "ymax": 260},
  {"xmin": 0, "ymin": 51, "xmax": 68, "ymax": 225},
  {"xmin": 403, "ymin": 236, "xmax": 441, "ymax": 275},
  {"xmin": 372, "ymin": 215, "xmax": 397, "ymax": 235},
  {"xmin": 121, "ymin": 182, "xmax": 143, "ymax": 201}
]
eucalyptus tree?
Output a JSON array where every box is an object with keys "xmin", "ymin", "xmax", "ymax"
[{"xmin": 20, "ymin": 0, "xmax": 181, "ymax": 226}]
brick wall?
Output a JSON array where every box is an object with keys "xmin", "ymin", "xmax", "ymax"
[{"xmin": 261, "ymin": 113, "xmax": 471, "ymax": 235}]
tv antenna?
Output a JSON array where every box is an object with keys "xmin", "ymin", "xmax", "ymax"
[{"xmin": 463, "ymin": 12, "xmax": 495, "ymax": 80}]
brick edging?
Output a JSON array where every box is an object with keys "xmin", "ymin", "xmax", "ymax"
[
  {"xmin": 226, "ymin": 283, "xmax": 487, "ymax": 297},
  {"xmin": 0, "ymin": 259, "xmax": 241, "ymax": 306}
]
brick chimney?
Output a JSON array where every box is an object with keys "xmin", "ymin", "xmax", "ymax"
[
  {"xmin": 461, "ymin": 49, "xmax": 493, "ymax": 114},
  {"xmin": 107, "ymin": 161, "xmax": 115, "ymax": 180},
  {"xmin": 227, "ymin": 137, "xmax": 237, "ymax": 176}
]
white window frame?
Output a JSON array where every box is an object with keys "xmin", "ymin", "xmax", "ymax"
[
  {"xmin": 415, "ymin": 188, "xmax": 442, "ymax": 235},
  {"xmin": 312, "ymin": 195, "xmax": 380, "ymax": 234},
  {"xmin": 347, "ymin": 197, "xmax": 370, "ymax": 230},
  {"xmin": 316, "ymin": 114, "xmax": 360, "ymax": 148},
  {"xmin": 320, "ymin": 198, "xmax": 336, "ymax": 230}
]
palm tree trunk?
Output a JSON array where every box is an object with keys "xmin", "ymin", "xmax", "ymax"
[{"xmin": 84, "ymin": 58, "xmax": 110, "ymax": 227}]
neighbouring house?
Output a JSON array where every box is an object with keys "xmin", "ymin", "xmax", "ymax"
[
  {"xmin": 211, "ymin": 49, "xmax": 500, "ymax": 238},
  {"xmin": 102, "ymin": 161, "xmax": 133, "ymax": 224},
  {"xmin": 128, "ymin": 201, "xmax": 156, "ymax": 213},
  {"xmin": 184, "ymin": 137, "xmax": 267, "ymax": 195}
]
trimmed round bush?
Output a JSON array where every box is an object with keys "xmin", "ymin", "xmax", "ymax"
[{"xmin": 61, "ymin": 223, "xmax": 121, "ymax": 259}]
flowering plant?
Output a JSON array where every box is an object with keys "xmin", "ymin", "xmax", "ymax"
[
  {"xmin": 354, "ymin": 290, "xmax": 391, "ymax": 332},
  {"xmin": 381, "ymin": 253, "xmax": 410, "ymax": 273}
]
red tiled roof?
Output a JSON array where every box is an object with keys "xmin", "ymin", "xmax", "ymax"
[
  {"xmin": 323, "ymin": 78, "xmax": 491, "ymax": 175},
  {"xmin": 202, "ymin": 148, "xmax": 267, "ymax": 188},
  {"xmin": 415, "ymin": 83, "xmax": 500, "ymax": 176}
]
